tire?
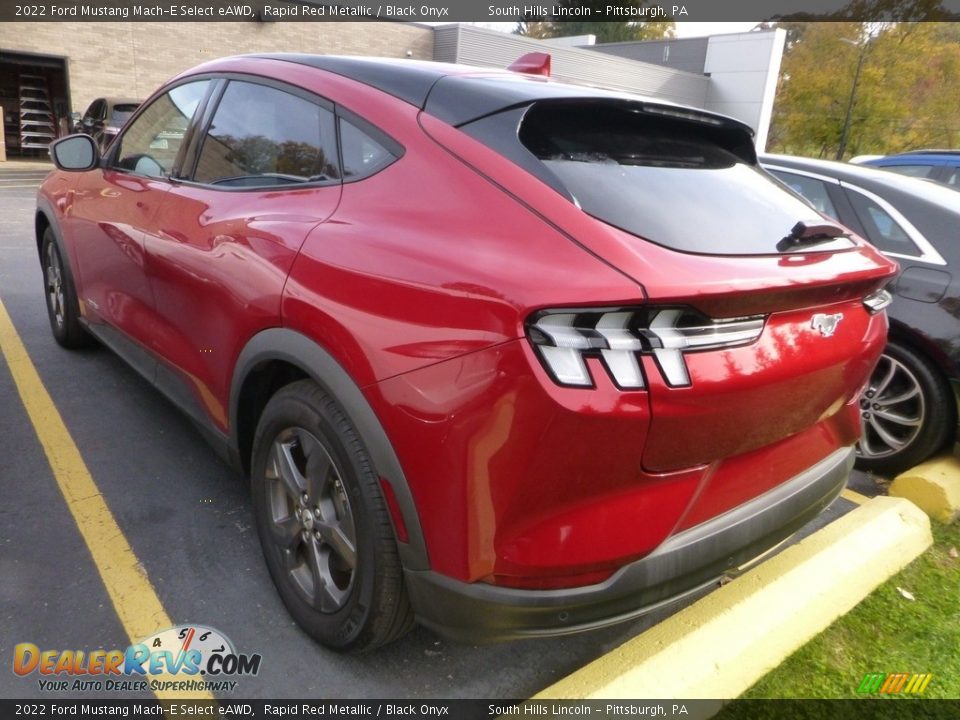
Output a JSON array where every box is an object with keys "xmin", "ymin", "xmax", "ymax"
[
  {"xmin": 855, "ymin": 341, "xmax": 955, "ymax": 477},
  {"xmin": 40, "ymin": 227, "xmax": 93, "ymax": 349},
  {"xmin": 250, "ymin": 380, "xmax": 414, "ymax": 653}
]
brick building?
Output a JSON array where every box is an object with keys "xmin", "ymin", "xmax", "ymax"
[{"xmin": 0, "ymin": 21, "xmax": 433, "ymax": 156}]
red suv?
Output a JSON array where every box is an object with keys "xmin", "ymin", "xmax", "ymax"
[{"xmin": 37, "ymin": 54, "xmax": 897, "ymax": 652}]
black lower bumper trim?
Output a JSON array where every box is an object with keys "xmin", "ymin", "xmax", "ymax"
[{"xmin": 405, "ymin": 447, "xmax": 853, "ymax": 642}]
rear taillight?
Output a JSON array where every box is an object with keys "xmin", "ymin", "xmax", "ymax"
[
  {"xmin": 527, "ymin": 307, "xmax": 766, "ymax": 389},
  {"xmin": 863, "ymin": 288, "xmax": 892, "ymax": 314}
]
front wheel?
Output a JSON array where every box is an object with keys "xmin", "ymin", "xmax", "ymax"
[
  {"xmin": 855, "ymin": 341, "xmax": 955, "ymax": 477},
  {"xmin": 250, "ymin": 380, "xmax": 413, "ymax": 652},
  {"xmin": 41, "ymin": 228, "xmax": 92, "ymax": 349}
]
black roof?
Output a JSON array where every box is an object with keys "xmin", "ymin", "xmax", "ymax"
[
  {"xmin": 250, "ymin": 54, "xmax": 450, "ymax": 108},
  {"xmin": 249, "ymin": 53, "xmax": 753, "ymax": 132}
]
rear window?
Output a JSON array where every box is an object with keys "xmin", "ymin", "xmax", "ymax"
[{"xmin": 518, "ymin": 102, "xmax": 853, "ymax": 255}]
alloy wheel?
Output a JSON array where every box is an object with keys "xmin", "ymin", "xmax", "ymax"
[
  {"xmin": 856, "ymin": 354, "xmax": 925, "ymax": 460},
  {"xmin": 46, "ymin": 243, "xmax": 65, "ymax": 329},
  {"xmin": 264, "ymin": 427, "xmax": 357, "ymax": 613}
]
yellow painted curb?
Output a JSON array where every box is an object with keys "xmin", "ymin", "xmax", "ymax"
[
  {"xmin": 890, "ymin": 455, "xmax": 960, "ymax": 524},
  {"xmin": 840, "ymin": 488, "xmax": 868, "ymax": 505},
  {"xmin": 536, "ymin": 496, "xmax": 931, "ymax": 700}
]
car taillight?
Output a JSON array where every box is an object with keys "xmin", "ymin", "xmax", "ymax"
[
  {"xmin": 863, "ymin": 288, "xmax": 892, "ymax": 314},
  {"xmin": 527, "ymin": 307, "xmax": 766, "ymax": 389}
]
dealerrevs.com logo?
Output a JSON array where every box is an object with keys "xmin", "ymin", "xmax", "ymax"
[{"xmin": 13, "ymin": 625, "xmax": 261, "ymax": 693}]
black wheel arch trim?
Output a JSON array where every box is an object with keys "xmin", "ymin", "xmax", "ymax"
[
  {"xmin": 887, "ymin": 319, "xmax": 958, "ymax": 382},
  {"xmin": 230, "ymin": 328, "xmax": 429, "ymax": 571},
  {"xmin": 35, "ymin": 200, "xmax": 63, "ymax": 259},
  {"xmin": 885, "ymin": 321, "xmax": 960, "ymax": 444},
  {"xmin": 35, "ymin": 202, "xmax": 82, "ymax": 302}
]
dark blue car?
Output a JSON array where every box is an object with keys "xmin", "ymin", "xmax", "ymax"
[{"xmin": 860, "ymin": 150, "xmax": 960, "ymax": 189}]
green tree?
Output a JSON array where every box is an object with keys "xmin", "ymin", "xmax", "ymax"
[{"xmin": 769, "ymin": 22, "xmax": 960, "ymax": 158}]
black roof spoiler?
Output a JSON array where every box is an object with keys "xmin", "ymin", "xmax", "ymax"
[{"xmin": 248, "ymin": 53, "xmax": 752, "ymax": 134}]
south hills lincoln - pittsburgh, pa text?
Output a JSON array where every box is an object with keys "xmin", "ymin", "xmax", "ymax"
[{"xmin": 488, "ymin": 4, "xmax": 687, "ymax": 17}]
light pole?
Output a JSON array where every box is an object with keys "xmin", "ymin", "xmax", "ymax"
[{"xmin": 836, "ymin": 37, "xmax": 870, "ymax": 161}]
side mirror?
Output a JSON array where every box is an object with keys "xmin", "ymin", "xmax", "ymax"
[
  {"xmin": 50, "ymin": 134, "xmax": 100, "ymax": 171},
  {"xmin": 69, "ymin": 112, "xmax": 82, "ymax": 131}
]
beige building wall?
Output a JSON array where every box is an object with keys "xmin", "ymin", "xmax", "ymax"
[{"xmin": 0, "ymin": 22, "xmax": 434, "ymax": 112}]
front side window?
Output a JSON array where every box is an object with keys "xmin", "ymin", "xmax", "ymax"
[
  {"xmin": 114, "ymin": 81, "xmax": 210, "ymax": 178},
  {"xmin": 193, "ymin": 81, "xmax": 339, "ymax": 187},
  {"xmin": 85, "ymin": 100, "xmax": 104, "ymax": 121}
]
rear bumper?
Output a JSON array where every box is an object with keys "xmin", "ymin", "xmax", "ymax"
[{"xmin": 405, "ymin": 446, "xmax": 853, "ymax": 642}]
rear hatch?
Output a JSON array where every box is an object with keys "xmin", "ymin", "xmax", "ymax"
[{"xmin": 435, "ymin": 88, "xmax": 898, "ymax": 471}]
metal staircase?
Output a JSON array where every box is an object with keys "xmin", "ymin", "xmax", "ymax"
[{"xmin": 19, "ymin": 73, "xmax": 56, "ymax": 152}]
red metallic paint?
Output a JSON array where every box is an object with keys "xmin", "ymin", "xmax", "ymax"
[
  {"xmin": 67, "ymin": 170, "xmax": 171, "ymax": 352},
  {"xmin": 641, "ymin": 299, "xmax": 888, "ymax": 472},
  {"xmin": 146, "ymin": 183, "xmax": 340, "ymax": 430},
  {"xmin": 38, "ymin": 56, "xmax": 899, "ymax": 596}
]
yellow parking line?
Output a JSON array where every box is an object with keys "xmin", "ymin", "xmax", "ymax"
[
  {"xmin": 841, "ymin": 488, "xmax": 869, "ymax": 505},
  {"xmin": 0, "ymin": 298, "xmax": 213, "ymax": 702},
  {"xmin": 0, "ymin": 184, "xmax": 42, "ymax": 189}
]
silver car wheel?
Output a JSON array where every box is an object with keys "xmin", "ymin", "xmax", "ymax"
[{"xmin": 856, "ymin": 353, "xmax": 925, "ymax": 460}]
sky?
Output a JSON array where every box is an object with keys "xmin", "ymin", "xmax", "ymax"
[
  {"xmin": 673, "ymin": 22, "xmax": 760, "ymax": 37},
  {"xmin": 470, "ymin": 21, "xmax": 763, "ymax": 39}
]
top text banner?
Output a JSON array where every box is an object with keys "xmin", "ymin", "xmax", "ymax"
[{"xmin": 3, "ymin": 0, "xmax": 960, "ymax": 22}]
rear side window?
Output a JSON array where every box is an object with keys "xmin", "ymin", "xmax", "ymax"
[
  {"xmin": 768, "ymin": 170, "xmax": 839, "ymax": 220},
  {"xmin": 339, "ymin": 117, "xmax": 397, "ymax": 179},
  {"xmin": 946, "ymin": 167, "xmax": 959, "ymax": 187},
  {"xmin": 194, "ymin": 81, "xmax": 340, "ymax": 187},
  {"xmin": 517, "ymin": 102, "xmax": 852, "ymax": 255},
  {"xmin": 845, "ymin": 188, "xmax": 920, "ymax": 257}
]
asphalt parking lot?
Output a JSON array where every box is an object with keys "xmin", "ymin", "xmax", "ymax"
[{"xmin": 0, "ymin": 160, "xmax": 875, "ymax": 701}]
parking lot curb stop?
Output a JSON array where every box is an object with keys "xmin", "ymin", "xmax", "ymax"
[
  {"xmin": 890, "ymin": 455, "xmax": 960, "ymax": 524},
  {"xmin": 534, "ymin": 496, "xmax": 932, "ymax": 701}
]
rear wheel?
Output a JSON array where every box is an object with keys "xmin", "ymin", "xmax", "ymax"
[
  {"xmin": 250, "ymin": 380, "xmax": 413, "ymax": 652},
  {"xmin": 855, "ymin": 341, "xmax": 955, "ymax": 477},
  {"xmin": 40, "ymin": 227, "xmax": 92, "ymax": 349}
]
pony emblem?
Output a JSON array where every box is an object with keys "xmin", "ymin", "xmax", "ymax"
[{"xmin": 811, "ymin": 313, "xmax": 843, "ymax": 337}]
